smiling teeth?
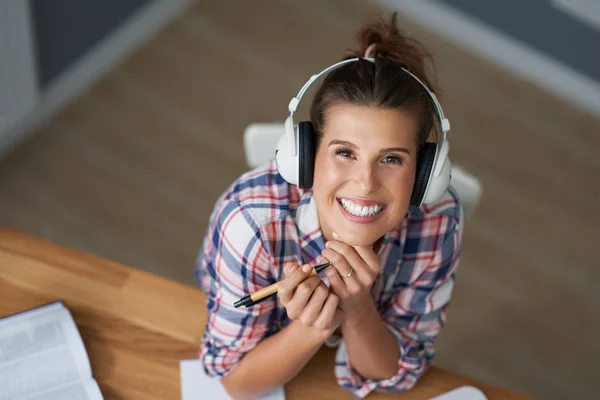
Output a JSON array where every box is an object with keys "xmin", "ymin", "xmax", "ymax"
[{"xmin": 340, "ymin": 199, "xmax": 384, "ymax": 217}]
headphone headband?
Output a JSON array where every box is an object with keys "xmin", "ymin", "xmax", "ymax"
[
  {"xmin": 285, "ymin": 57, "xmax": 451, "ymax": 156},
  {"xmin": 276, "ymin": 57, "xmax": 453, "ymax": 206}
]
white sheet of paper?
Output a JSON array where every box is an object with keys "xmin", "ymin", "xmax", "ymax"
[
  {"xmin": 180, "ymin": 359, "xmax": 285, "ymax": 400},
  {"xmin": 429, "ymin": 386, "xmax": 488, "ymax": 400}
]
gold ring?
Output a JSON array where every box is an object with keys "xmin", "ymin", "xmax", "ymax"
[{"xmin": 342, "ymin": 268, "xmax": 353, "ymax": 278}]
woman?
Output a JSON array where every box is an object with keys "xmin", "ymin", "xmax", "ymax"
[{"xmin": 195, "ymin": 13, "xmax": 462, "ymax": 400}]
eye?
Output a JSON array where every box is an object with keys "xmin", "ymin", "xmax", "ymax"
[
  {"xmin": 382, "ymin": 155, "xmax": 404, "ymax": 165},
  {"xmin": 335, "ymin": 148, "xmax": 356, "ymax": 159}
]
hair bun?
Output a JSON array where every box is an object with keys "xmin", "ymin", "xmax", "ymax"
[{"xmin": 346, "ymin": 12, "xmax": 438, "ymax": 94}]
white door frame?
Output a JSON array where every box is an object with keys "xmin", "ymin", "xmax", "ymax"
[{"xmin": 0, "ymin": 0, "xmax": 38, "ymax": 145}]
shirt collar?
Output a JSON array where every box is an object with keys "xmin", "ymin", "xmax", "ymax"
[{"xmin": 295, "ymin": 189, "xmax": 326, "ymax": 265}]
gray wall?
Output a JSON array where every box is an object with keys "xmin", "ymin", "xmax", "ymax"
[
  {"xmin": 30, "ymin": 0, "xmax": 151, "ymax": 88},
  {"xmin": 438, "ymin": 0, "xmax": 600, "ymax": 83}
]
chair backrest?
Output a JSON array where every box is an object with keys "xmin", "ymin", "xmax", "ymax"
[
  {"xmin": 243, "ymin": 123, "xmax": 285, "ymax": 170},
  {"xmin": 243, "ymin": 123, "xmax": 483, "ymax": 218},
  {"xmin": 447, "ymin": 165, "xmax": 483, "ymax": 219}
]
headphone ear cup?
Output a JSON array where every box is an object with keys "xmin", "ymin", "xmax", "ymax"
[
  {"xmin": 298, "ymin": 121, "xmax": 316, "ymax": 189},
  {"xmin": 411, "ymin": 143, "xmax": 437, "ymax": 207},
  {"xmin": 274, "ymin": 117, "xmax": 299, "ymax": 185},
  {"xmin": 422, "ymin": 149, "xmax": 451, "ymax": 206}
]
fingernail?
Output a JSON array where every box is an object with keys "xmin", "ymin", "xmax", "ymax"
[{"xmin": 302, "ymin": 264, "xmax": 311, "ymax": 273}]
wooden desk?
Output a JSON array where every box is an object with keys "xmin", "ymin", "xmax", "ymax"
[{"xmin": 0, "ymin": 228, "xmax": 529, "ymax": 399}]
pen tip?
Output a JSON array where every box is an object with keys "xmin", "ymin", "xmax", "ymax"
[{"xmin": 234, "ymin": 295, "xmax": 251, "ymax": 308}]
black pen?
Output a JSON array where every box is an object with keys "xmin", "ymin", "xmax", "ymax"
[{"xmin": 233, "ymin": 262, "xmax": 332, "ymax": 308}]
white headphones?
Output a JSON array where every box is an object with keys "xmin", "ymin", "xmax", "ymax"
[{"xmin": 275, "ymin": 57, "xmax": 452, "ymax": 207}]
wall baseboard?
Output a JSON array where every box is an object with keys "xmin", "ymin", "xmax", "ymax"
[{"xmin": 1, "ymin": 0, "xmax": 196, "ymax": 157}]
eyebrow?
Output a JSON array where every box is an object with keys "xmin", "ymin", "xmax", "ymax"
[{"xmin": 328, "ymin": 140, "xmax": 411, "ymax": 156}]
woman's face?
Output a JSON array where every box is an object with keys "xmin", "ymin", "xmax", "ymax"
[{"xmin": 312, "ymin": 103, "xmax": 418, "ymax": 246}]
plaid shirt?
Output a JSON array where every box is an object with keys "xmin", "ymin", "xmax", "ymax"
[{"xmin": 195, "ymin": 159, "xmax": 462, "ymax": 398}]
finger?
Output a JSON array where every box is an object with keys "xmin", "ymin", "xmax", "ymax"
[
  {"xmin": 332, "ymin": 231, "xmax": 380, "ymax": 274},
  {"xmin": 352, "ymin": 245, "xmax": 381, "ymax": 274},
  {"xmin": 286, "ymin": 274, "xmax": 322, "ymax": 313},
  {"xmin": 326, "ymin": 240, "xmax": 377, "ymax": 285},
  {"xmin": 314, "ymin": 293, "xmax": 339, "ymax": 329},
  {"xmin": 322, "ymin": 262, "xmax": 349, "ymax": 298},
  {"xmin": 326, "ymin": 240, "xmax": 369, "ymax": 274},
  {"xmin": 321, "ymin": 248, "xmax": 363, "ymax": 291},
  {"xmin": 333, "ymin": 307, "xmax": 344, "ymax": 327},
  {"xmin": 280, "ymin": 264, "xmax": 313, "ymax": 290},
  {"xmin": 283, "ymin": 262, "xmax": 298, "ymax": 277},
  {"xmin": 278, "ymin": 263, "xmax": 309, "ymax": 304},
  {"xmin": 299, "ymin": 284, "xmax": 329, "ymax": 326}
]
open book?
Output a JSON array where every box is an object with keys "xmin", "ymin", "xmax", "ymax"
[{"xmin": 0, "ymin": 301, "xmax": 103, "ymax": 400}]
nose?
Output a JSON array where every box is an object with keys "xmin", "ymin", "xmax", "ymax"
[{"xmin": 355, "ymin": 161, "xmax": 379, "ymax": 195}]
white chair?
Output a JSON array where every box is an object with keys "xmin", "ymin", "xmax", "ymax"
[
  {"xmin": 243, "ymin": 123, "xmax": 286, "ymax": 170},
  {"xmin": 243, "ymin": 123, "xmax": 482, "ymax": 219}
]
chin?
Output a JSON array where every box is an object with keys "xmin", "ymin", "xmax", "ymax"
[{"xmin": 333, "ymin": 229, "xmax": 381, "ymax": 247}]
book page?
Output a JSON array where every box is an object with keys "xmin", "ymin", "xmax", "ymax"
[
  {"xmin": 0, "ymin": 302, "xmax": 95, "ymax": 400},
  {"xmin": 180, "ymin": 359, "xmax": 286, "ymax": 400},
  {"xmin": 16, "ymin": 380, "xmax": 103, "ymax": 400},
  {"xmin": 429, "ymin": 386, "xmax": 488, "ymax": 400}
]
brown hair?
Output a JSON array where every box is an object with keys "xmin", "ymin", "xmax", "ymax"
[{"xmin": 309, "ymin": 12, "xmax": 440, "ymax": 150}]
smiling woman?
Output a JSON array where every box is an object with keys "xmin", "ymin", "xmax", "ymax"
[
  {"xmin": 195, "ymin": 12, "xmax": 462, "ymax": 400},
  {"xmin": 314, "ymin": 105, "xmax": 420, "ymax": 247}
]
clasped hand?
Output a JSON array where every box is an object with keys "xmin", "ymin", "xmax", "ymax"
[
  {"xmin": 278, "ymin": 232, "xmax": 381, "ymax": 337},
  {"xmin": 320, "ymin": 231, "xmax": 381, "ymax": 313}
]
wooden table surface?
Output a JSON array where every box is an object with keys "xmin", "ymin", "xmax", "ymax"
[{"xmin": 0, "ymin": 228, "xmax": 529, "ymax": 399}]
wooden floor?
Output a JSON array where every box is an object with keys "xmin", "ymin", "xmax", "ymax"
[{"xmin": 1, "ymin": 1, "xmax": 598, "ymax": 399}]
